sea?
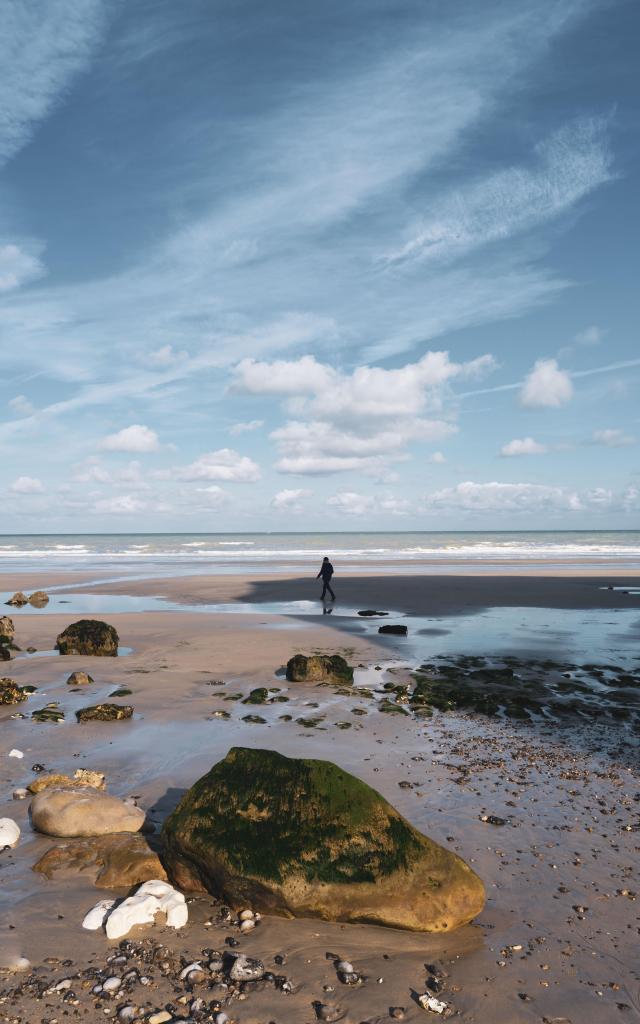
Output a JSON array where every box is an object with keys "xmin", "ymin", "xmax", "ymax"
[{"xmin": 1, "ymin": 531, "xmax": 639, "ymax": 576}]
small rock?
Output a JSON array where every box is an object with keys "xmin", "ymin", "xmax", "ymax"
[
  {"xmin": 66, "ymin": 671, "xmax": 94, "ymax": 686},
  {"xmin": 8, "ymin": 748, "xmax": 23, "ymax": 758},
  {"xmin": 28, "ymin": 590, "xmax": 49, "ymax": 607},
  {"xmin": 0, "ymin": 819, "xmax": 20, "ymax": 848},
  {"xmin": 102, "ymin": 976, "xmax": 121, "ymax": 994},
  {"xmin": 228, "ymin": 954, "xmax": 264, "ymax": 981},
  {"xmin": 480, "ymin": 814, "xmax": 507, "ymax": 826},
  {"xmin": 148, "ymin": 1012, "xmax": 173, "ymax": 1024},
  {"xmin": 418, "ymin": 993, "xmax": 448, "ymax": 1013},
  {"xmin": 378, "ymin": 624, "xmax": 408, "ymax": 636},
  {"xmin": 6, "ymin": 592, "xmax": 28, "ymax": 607},
  {"xmin": 13, "ymin": 788, "xmax": 28, "ymax": 800}
]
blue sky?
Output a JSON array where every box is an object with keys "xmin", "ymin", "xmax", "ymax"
[{"xmin": 1, "ymin": 0, "xmax": 638, "ymax": 531}]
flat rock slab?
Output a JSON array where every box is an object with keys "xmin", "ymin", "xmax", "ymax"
[
  {"xmin": 76, "ymin": 703, "xmax": 133, "ymax": 723},
  {"xmin": 33, "ymin": 832, "xmax": 166, "ymax": 888},
  {"xmin": 31, "ymin": 789, "xmax": 145, "ymax": 838}
]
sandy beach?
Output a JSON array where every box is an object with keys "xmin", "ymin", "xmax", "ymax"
[{"xmin": 1, "ymin": 569, "xmax": 639, "ymax": 1023}]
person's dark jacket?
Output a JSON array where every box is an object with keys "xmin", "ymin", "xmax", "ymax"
[{"xmin": 317, "ymin": 561, "xmax": 334, "ymax": 581}]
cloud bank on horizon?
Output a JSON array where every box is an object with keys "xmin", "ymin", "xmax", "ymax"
[{"xmin": 0, "ymin": 0, "xmax": 638, "ymax": 530}]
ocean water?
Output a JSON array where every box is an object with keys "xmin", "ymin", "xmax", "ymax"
[{"xmin": 0, "ymin": 531, "xmax": 639, "ymax": 575}]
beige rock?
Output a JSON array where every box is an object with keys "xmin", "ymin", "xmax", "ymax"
[
  {"xmin": 31, "ymin": 788, "xmax": 145, "ymax": 838},
  {"xmin": 0, "ymin": 616, "xmax": 15, "ymax": 639},
  {"xmin": 28, "ymin": 770, "xmax": 105, "ymax": 794},
  {"xmin": 6, "ymin": 592, "xmax": 28, "ymax": 607},
  {"xmin": 33, "ymin": 832, "xmax": 166, "ymax": 888},
  {"xmin": 28, "ymin": 590, "xmax": 49, "ymax": 607},
  {"xmin": 66, "ymin": 671, "xmax": 94, "ymax": 686}
]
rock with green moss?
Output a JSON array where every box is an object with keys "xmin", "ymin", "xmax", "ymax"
[
  {"xmin": 32, "ymin": 703, "xmax": 65, "ymax": 723},
  {"xmin": 55, "ymin": 620, "xmax": 119, "ymax": 657},
  {"xmin": 162, "ymin": 747, "xmax": 485, "ymax": 932},
  {"xmin": 242, "ymin": 687, "xmax": 270, "ymax": 705},
  {"xmin": 0, "ymin": 677, "xmax": 27, "ymax": 705},
  {"xmin": 286, "ymin": 654, "xmax": 353, "ymax": 685},
  {"xmin": 76, "ymin": 703, "xmax": 133, "ymax": 723}
]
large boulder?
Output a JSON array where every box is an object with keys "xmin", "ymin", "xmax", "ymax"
[
  {"xmin": 55, "ymin": 619, "xmax": 119, "ymax": 657},
  {"xmin": 6, "ymin": 592, "xmax": 28, "ymax": 607},
  {"xmin": 28, "ymin": 591, "xmax": 49, "ymax": 607},
  {"xmin": 76, "ymin": 703, "xmax": 133, "ymax": 723},
  {"xmin": 0, "ymin": 678, "xmax": 26, "ymax": 705},
  {"xmin": 33, "ymin": 833, "xmax": 166, "ymax": 888},
  {"xmin": 30, "ymin": 789, "xmax": 145, "ymax": 838},
  {"xmin": 162, "ymin": 748, "xmax": 485, "ymax": 932},
  {"xmin": 286, "ymin": 654, "xmax": 353, "ymax": 685}
]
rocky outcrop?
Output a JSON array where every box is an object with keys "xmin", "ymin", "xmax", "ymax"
[
  {"xmin": 33, "ymin": 832, "xmax": 166, "ymax": 888},
  {"xmin": 76, "ymin": 703, "xmax": 133, "ymax": 723},
  {"xmin": 378, "ymin": 624, "xmax": 408, "ymax": 636},
  {"xmin": 162, "ymin": 747, "xmax": 485, "ymax": 932},
  {"xmin": 66, "ymin": 671, "xmax": 94, "ymax": 686},
  {"xmin": 55, "ymin": 620, "xmax": 119, "ymax": 657},
  {"xmin": 0, "ymin": 678, "xmax": 27, "ymax": 705},
  {"xmin": 31, "ymin": 703, "xmax": 65, "ymax": 723},
  {"xmin": 30, "ymin": 788, "xmax": 145, "ymax": 838},
  {"xmin": 28, "ymin": 591, "xmax": 49, "ymax": 607},
  {"xmin": 6, "ymin": 592, "xmax": 28, "ymax": 607},
  {"xmin": 286, "ymin": 654, "xmax": 353, "ymax": 685}
]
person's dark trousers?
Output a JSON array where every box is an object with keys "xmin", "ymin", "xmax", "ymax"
[{"xmin": 321, "ymin": 581, "xmax": 335, "ymax": 600}]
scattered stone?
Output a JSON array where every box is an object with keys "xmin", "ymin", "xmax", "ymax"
[
  {"xmin": 0, "ymin": 615, "xmax": 15, "ymax": 639},
  {"xmin": 314, "ymin": 1002, "xmax": 345, "ymax": 1021},
  {"xmin": 28, "ymin": 590, "xmax": 49, "ymax": 607},
  {"xmin": 31, "ymin": 703, "xmax": 65, "ymax": 723},
  {"xmin": 31, "ymin": 787, "xmax": 146, "ymax": 837},
  {"xmin": 55, "ymin": 619, "xmax": 119, "ymax": 656},
  {"xmin": 242, "ymin": 687, "xmax": 270, "ymax": 704},
  {"xmin": 34, "ymin": 831, "xmax": 167, "ymax": 887},
  {"xmin": 162, "ymin": 747, "xmax": 485, "ymax": 931},
  {"xmin": 66, "ymin": 671, "xmax": 94, "ymax": 686},
  {"xmin": 0, "ymin": 818, "xmax": 20, "ymax": 848},
  {"xmin": 286, "ymin": 654, "xmax": 354, "ymax": 684},
  {"xmin": 76, "ymin": 703, "xmax": 133, "ymax": 722},
  {"xmin": 480, "ymin": 814, "xmax": 508, "ymax": 826},
  {"xmin": 6, "ymin": 592, "xmax": 28, "ymax": 607},
  {"xmin": 148, "ymin": 1012, "xmax": 173, "ymax": 1024},
  {"xmin": 9, "ymin": 748, "xmax": 24, "ymax": 758},
  {"xmin": 0, "ymin": 677, "xmax": 27, "ymax": 705},
  {"xmin": 418, "ymin": 993, "xmax": 448, "ymax": 1013},
  {"xmin": 83, "ymin": 879, "xmax": 188, "ymax": 939},
  {"xmin": 28, "ymin": 769, "xmax": 105, "ymax": 794},
  {"xmin": 378, "ymin": 624, "xmax": 408, "ymax": 636},
  {"xmin": 357, "ymin": 610, "xmax": 389, "ymax": 617},
  {"xmin": 12, "ymin": 788, "xmax": 28, "ymax": 800},
  {"xmin": 228, "ymin": 953, "xmax": 264, "ymax": 981}
]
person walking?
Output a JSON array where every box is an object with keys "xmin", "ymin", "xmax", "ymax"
[{"xmin": 316, "ymin": 556, "xmax": 335, "ymax": 602}]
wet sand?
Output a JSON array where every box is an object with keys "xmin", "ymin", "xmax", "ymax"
[{"xmin": 1, "ymin": 571, "xmax": 639, "ymax": 1023}]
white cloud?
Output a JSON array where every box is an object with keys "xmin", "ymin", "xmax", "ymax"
[
  {"xmin": 0, "ymin": 244, "xmax": 45, "ymax": 292},
  {"xmin": 383, "ymin": 118, "xmax": 612, "ymax": 267},
  {"xmin": 233, "ymin": 355, "xmax": 336, "ymax": 396},
  {"xmin": 575, "ymin": 325, "xmax": 604, "ymax": 346},
  {"xmin": 8, "ymin": 394, "xmax": 35, "ymax": 416},
  {"xmin": 145, "ymin": 344, "xmax": 189, "ymax": 367},
  {"xmin": 271, "ymin": 488, "xmax": 312, "ymax": 512},
  {"xmin": 100, "ymin": 424, "xmax": 161, "ymax": 453},
  {"xmin": 94, "ymin": 494, "xmax": 146, "ymax": 514},
  {"xmin": 327, "ymin": 491, "xmax": 376, "ymax": 517},
  {"xmin": 592, "ymin": 428, "xmax": 635, "ymax": 448},
  {"xmin": 10, "ymin": 475, "xmax": 44, "ymax": 494},
  {"xmin": 0, "ymin": 0, "xmax": 108, "ymax": 166},
  {"xmin": 177, "ymin": 448, "xmax": 261, "ymax": 483},
  {"xmin": 500, "ymin": 437, "xmax": 547, "ymax": 456},
  {"xmin": 428, "ymin": 451, "xmax": 446, "ymax": 464},
  {"xmin": 229, "ymin": 419, "xmax": 264, "ymax": 435},
  {"xmin": 520, "ymin": 358, "xmax": 573, "ymax": 408},
  {"xmin": 423, "ymin": 481, "xmax": 581, "ymax": 513}
]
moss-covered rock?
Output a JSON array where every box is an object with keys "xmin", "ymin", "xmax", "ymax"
[
  {"xmin": 32, "ymin": 703, "xmax": 65, "ymax": 723},
  {"xmin": 0, "ymin": 677, "xmax": 27, "ymax": 705},
  {"xmin": 76, "ymin": 703, "xmax": 133, "ymax": 723},
  {"xmin": 162, "ymin": 747, "xmax": 485, "ymax": 932},
  {"xmin": 242, "ymin": 687, "xmax": 270, "ymax": 705},
  {"xmin": 286, "ymin": 654, "xmax": 353, "ymax": 685},
  {"xmin": 66, "ymin": 671, "xmax": 94, "ymax": 686},
  {"xmin": 55, "ymin": 620, "xmax": 119, "ymax": 657}
]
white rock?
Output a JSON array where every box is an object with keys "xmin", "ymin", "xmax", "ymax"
[
  {"xmin": 160, "ymin": 890, "xmax": 188, "ymax": 930},
  {"xmin": 102, "ymin": 976, "xmax": 122, "ymax": 993},
  {"xmin": 8, "ymin": 749, "xmax": 23, "ymax": 759},
  {"xmin": 418, "ymin": 993, "xmax": 448, "ymax": 1013},
  {"xmin": 148, "ymin": 1012, "xmax": 173, "ymax": 1024},
  {"xmin": 53, "ymin": 979, "xmax": 72, "ymax": 991},
  {"xmin": 106, "ymin": 893, "xmax": 159, "ymax": 940},
  {"xmin": 239, "ymin": 909, "xmax": 254, "ymax": 921},
  {"xmin": 239, "ymin": 918, "xmax": 255, "ymax": 933},
  {"xmin": 82, "ymin": 898, "xmax": 116, "ymax": 930},
  {"xmin": 136, "ymin": 879, "xmax": 175, "ymax": 898},
  {"xmin": 180, "ymin": 962, "xmax": 202, "ymax": 981},
  {"xmin": 0, "ymin": 818, "xmax": 20, "ymax": 848},
  {"xmin": 336, "ymin": 960, "xmax": 354, "ymax": 973},
  {"xmin": 13, "ymin": 788, "xmax": 28, "ymax": 800},
  {"xmin": 8, "ymin": 956, "xmax": 31, "ymax": 972}
]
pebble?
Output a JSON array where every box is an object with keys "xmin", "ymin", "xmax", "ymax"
[
  {"xmin": 238, "ymin": 909, "xmax": 254, "ymax": 921},
  {"xmin": 148, "ymin": 1012, "xmax": 173, "ymax": 1024},
  {"xmin": 315, "ymin": 1002, "xmax": 344, "ymax": 1021},
  {"xmin": 418, "ymin": 993, "xmax": 448, "ymax": 1013},
  {"xmin": 12, "ymin": 788, "xmax": 28, "ymax": 800},
  {"xmin": 239, "ymin": 918, "xmax": 255, "ymax": 933},
  {"xmin": 8, "ymin": 749, "xmax": 23, "ymax": 759},
  {"xmin": 102, "ymin": 977, "xmax": 121, "ymax": 994},
  {"xmin": 0, "ymin": 818, "xmax": 20, "ymax": 848},
  {"xmin": 117, "ymin": 1007, "xmax": 137, "ymax": 1023},
  {"xmin": 336, "ymin": 960, "xmax": 354, "ymax": 973},
  {"xmin": 228, "ymin": 954, "xmax": 264, "ymax": 982}
]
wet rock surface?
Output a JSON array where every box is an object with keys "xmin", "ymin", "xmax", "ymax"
[
  {"xmin": 30, "ymin": 788, "xmax": 146, "ymax": 838},
  {"xmin": 33, "ymin": 832, "xmax": 167, "ymax": 888},
  {"xmin": 162, "ymin": 747, "xmax": 485, "ymax": 931},
  {"xmin": 55, "ymin": 619, "xmax": 119, "ymax": 657},
  {"xmin": 286, "ymin": 654, "xmax": 354, "ymax": 685},
  {"xmin": 76, "ymin": 703, "xmax": 134, "ymax": 723},
  {"xmin": 0, "ymin": 678, "xmax": 27, "ymax": 706}
]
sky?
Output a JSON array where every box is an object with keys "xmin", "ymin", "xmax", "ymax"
[{"xmin": 1, "ymin": 0, "xmax": 639, "ymax": 532}]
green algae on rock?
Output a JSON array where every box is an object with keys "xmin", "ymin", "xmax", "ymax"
[
  {"xmin": 55, "ymin": 620, "xmax": 119, "ymax": 657},
  {"xmin": 286, "ymin": 654, "xmax": 353, "ymax": 685},
  {"xmin": 76, "ymin": 703, "xmax": 133, "ymax": 723},
  {"xmin": 162, "ymin": 747, "xmax": 485, "ymax": 932},
  {"xmin": 0, "ymin": 677, "xmax": 28, "ymax": 705}
]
